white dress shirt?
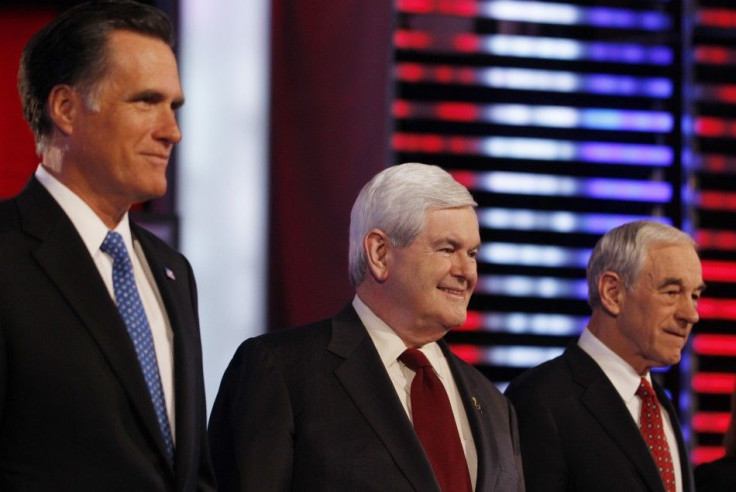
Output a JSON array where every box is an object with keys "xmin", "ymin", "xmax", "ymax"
[
  {"xmin": 578, "ymin": 327, "xmax": 682, "ymax": 492},
  {"xmin": 353, "ymin": 295, "xmax": 478, "ymax": 489},
  {"xmin": 36, "ymin": 165, "xmax": 176, "ymax": 440}
]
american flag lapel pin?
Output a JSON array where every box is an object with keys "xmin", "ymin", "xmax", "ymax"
[
  {"xmin": 472, "ymin": 396, "xmax": 484, "ymax": 414},
  {"xmin": 165, "ymin": 267, "xmax": 176, "ymax": 280}
]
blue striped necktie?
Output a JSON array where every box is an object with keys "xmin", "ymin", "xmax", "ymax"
[{"xmin": 100, "ymin": 231, "xmax": 174, "ymax": 466}]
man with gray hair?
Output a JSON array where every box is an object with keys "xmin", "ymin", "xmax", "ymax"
[
  {"xmin": 506, "ymin": 220, "xmax": 704, "ymax": 492},
  {"xmin": 209, "ymin": 163, "xmax": 524, "ymax": 491}
]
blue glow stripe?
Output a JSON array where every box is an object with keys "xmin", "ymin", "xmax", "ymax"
[
  {"xmin": 482, "ymin": 312, "xmax": 587, "ymax": 336},
  {"xmin": 482, "ymin": 1, "xmax": 670, "ymax": 30},
  {"xmin": 485, "ymin": 35, "xmax": 672, "ymax": 64},
  {"xmin": 479, "ymin": 67, "xmax": 671, "ymax": 97},
  {"xmin": 476, "ymin": 274, "xmax": 589, "ymax": 299},
  {"xmin": 478, "ymin": 346, "xmax": 566, "ymax": 368},
  {"xmin": 475, "ymin": 171, "xmax": 672, "ymax": 202},
  {"xmin": 479, "ymin": 243, "xmax": 591, "ymax": 268},
  {"xmin": 476, "ymin": 209, "xmax": 671, "ymax": 233},
  {"xmin": 481, "ymin": 137, "xmax": 672, "ymax": 165},
  {"xmin": 481, "ymin": 105, "xmax": 673, "ymax": 131}
]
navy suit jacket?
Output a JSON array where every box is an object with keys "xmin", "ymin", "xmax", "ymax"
[
  {"xmin": 208, "ymin": 305, "xmax": 524, "ymax": 491},
  {"xmin": 505, "ymin": 344, "xmax": 693, "ymax": 492},
  {"xmin": 0, "ymin": 177, "xmax": 215, "ymax": 491}
]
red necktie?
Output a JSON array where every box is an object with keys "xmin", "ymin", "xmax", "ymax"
[
  {"xmin": 399, "ymin": 348, "xmax": 472, "ymax": 492},
  {"xmin": 636, "ymin": 378, "xmax": 676, "ymax": 492}
]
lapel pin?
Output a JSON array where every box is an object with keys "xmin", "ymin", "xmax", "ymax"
[
  {"xmin": 472, "ymin": 396, "xmax": 484, "ymax": 414},
  {"xmin": 165, "ymin": 268, "xmax": 176, "ymax": 280}
]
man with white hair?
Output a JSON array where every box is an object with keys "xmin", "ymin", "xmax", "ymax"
[
  {"xmin": 506, "ymin": 220, "xmax": 704, "ymax": 492},
  {"xmin": 209, "ymin": 163, "xmax": 524, "ymax": 491}
]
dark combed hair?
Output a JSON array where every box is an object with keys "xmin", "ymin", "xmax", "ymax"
[{"xmin": 18, "ymin": 0, "xmax": 174, "ymax": 148}]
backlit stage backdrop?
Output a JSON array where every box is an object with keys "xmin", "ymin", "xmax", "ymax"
[{"xmin": 1, "ymin": 0, "xmax": 736, "ymax": 467}]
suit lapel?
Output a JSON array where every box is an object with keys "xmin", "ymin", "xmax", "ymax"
[
  {"xmin": 133, "ymin": 226, "xmax": 197, "ymax": 480},
  {"xmin": 440, "ymin": 341, "xmax": 497, "ymax": 491},
  {"xmin": 566, "ymin": 346, "xmax": 666, "ymax": 492},
  {"xmin": 17, "ymin": 180, "xmax": 174, "ymax": 474},
  {"xmin": 654, "ymin": 382, "xmax": 694, "ymax": 492},
  {"xmin": 328, "ymin": 306, "xmax": 441, "ymax": 492}
]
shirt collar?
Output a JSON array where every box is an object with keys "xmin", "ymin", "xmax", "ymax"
[
  {"xmin": 578, "ymin": 326, "xmax": 651, "ymax": 404},
  {"xmin": 352, "ymin": 295, "xmax": 447, "ymax": 380},
  {"xmin": 35, "ymin": 164, "xmax": 133, "ymax": 253}
]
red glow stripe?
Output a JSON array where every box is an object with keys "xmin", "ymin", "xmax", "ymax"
[
  {"xmin": 395, "ymin": 63, "xmax": 425, "ymax": 82},
  {"xmin": 693, "ymin": 412, "xmax": 732, "ymax": 433},
  {"xmin": 696, "ymin": 230, "xmax": 736, "ymax": 251},
  {"xmin": 699, "ymin": 191, "xmax": 736, "ymax": 211},
  {"xmin": 396, "ymin": 0, "xmax": 479, "ymax": 16},
  {"xmin": 695, "ymin": 46, "xmax": 734, "ymax": 65},
  {"xmin": 692, "ymin": 373, "xmax": 736, "ymax": 394},
  {"xmin": 449, "ymin": 344, "xmax": 482, "ymax": 364},
  {"xmin": 692, "ymin": 446, "xmax": 726, "ymax": 466},
  {"xmin": 436, "ymin": 102, "xmax": 480, "ymax": 121},
  {"xmin": 392, "ymin": 100, "xmax": 412, "ymax": 118},
  {"xmin": 449, "ymin": 170, "xmax": 477, "ymax": 189},
  {"xmin": 453, "ymin": 33, "xmax": 481, "ymax": 52},
  {"xmin": 695, "ymin": 117, "xmax": 725, "ymax": 136},
  {"xmin": 719, "ymin": 85, "xmax": 736, "ymax": 103},
  {"xmin": 392, "ymin": 132, "xmax": 481, "ymax": 155},
  {"xmin": 394, "ymin": 30, "xmax": 432, "ymax": 49},
  {"xmin": 702, "ymin": 260, "xmax": 736, "ymax": 282},
  {"xmin": 699, "ymin": 9, "xmax": 736, "ymax": 28},
  {"xmin": 456, "ymin": 310, "xmax": 482, "ymax": 331},
  {"xmin": 692, "ymin": 333, "xmax": 736, "ymax": 355}
]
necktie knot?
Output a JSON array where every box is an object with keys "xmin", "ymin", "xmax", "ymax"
[
  {"xmin": 399, "ymin": 348, "xmax": 433, "ymax": 372},
  {"xmin": 636, "ymin": 378, "xmax": 657, "ymax": 402},
  {"xmin": 100, "ymin": 231, "xmax": 131, "ymax": 267}
]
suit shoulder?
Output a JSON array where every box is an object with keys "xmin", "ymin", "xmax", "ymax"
[
  {"xmin": 0, "ymin": 197, "xmax": 21, "ymax": 230},
  {"xmin": 505, "ymin": 354, "xmax": 573, "ymax": 403},
  {"xmin": 229, "ymin": 318, "xmax": 333, "ymax": 365}
]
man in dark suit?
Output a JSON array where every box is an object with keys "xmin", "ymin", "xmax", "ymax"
[
  {"xmin": 506, "ymin": 220, "xmax": 704, "ymax": 492},
  {"xmin": 208, "ymin": 163, "xmax": 524, "ymax": 491},
  {"xmin": 0, "ymin": 1, "xmax": 214, "ymax": 490}
]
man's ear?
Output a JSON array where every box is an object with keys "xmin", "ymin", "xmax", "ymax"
[
  {"xmin": 46, "ymin": 84, "xmax": 78, "ymax": 136},
  {"xmin": 364, "ymin": 229, "xmax": 390, "ymax": 283},
  {"xmin": 599, "ymin": 271, "xmax": 624, "ymax": 316}
]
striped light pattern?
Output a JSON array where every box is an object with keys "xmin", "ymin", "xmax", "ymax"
[
  {"xmin": 459, "ymin": 311, "xmax": 587, "ymax": 336},
  {"xmin": 458, "ymin": 171, "xmax": 672, "ymax": 202},
  {"xmin": 397, "ymin": 0, "xmax": 671, "ymax": 30},
  {"xmin": 479, "ymin": 243, "xmax": 591, "ymax": 268},
  {"xmin": 394, "ymin": 100, "xmax": 674, "ymax": 132},
  {"xmin": 475, "ymin": 274, "xmax": 588, "ymax": 299},
  {"xmin": 394, "ymin": 133, "xmax": 673, "ymax": 166},
  {"xmin": 395, "ymin": 64, "xmax": 673, "ymax": 98},
  {"xmin": 394, "ymin": 30, "xmax": 673, "ymax": 64},
  {"xmin": 477, "ymin": 209, "xmax": 671, "ymax": 233}
]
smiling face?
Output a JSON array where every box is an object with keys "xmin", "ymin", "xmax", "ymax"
[
  {"xmin": 60, "ymin": 29, "xmax": 184, "ymax": 226},
  {"xmin": 383, "ymin": 206, "xmax": 480, "ymax": 346},
  {"xmin": 614, "ymin": 242, "xmax": 704, "ymax": 374}
]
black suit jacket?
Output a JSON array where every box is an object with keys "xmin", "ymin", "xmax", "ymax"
[
  {"xmin": 208, "ymin": 305, "xmax": 524, "ymax": 491},
  {"xmin": 0, "ymin": 178, "xmax": 215, "ymax": 491},
  {"xmin": 505, "ymin": 344, "xmax": 693, "ymax": 492},
  {"xmin": 694, "ymin": 456, "xmax": 736, "ymax": 492}
]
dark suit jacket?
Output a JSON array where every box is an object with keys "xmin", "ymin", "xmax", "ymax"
[
  {"xmin": 694, "ymin": 456, "xmax": 736, "ymax": 492},
  {"xmin": 0, "ymin": 178, "xmax": 215, "ymax": 491},
  {"xmin": 208, "ymin": 304, "xmax": 524, "ymax": 491},
  {"xmin": 505, "ymin": 344, "xmax": 693, "ymax": 492}
]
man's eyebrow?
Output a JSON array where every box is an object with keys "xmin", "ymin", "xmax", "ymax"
[
  {"xmin": 658, "ymin": 277, "xmax": 707, "ymax": 292},
  {"xmin": 128, "ymin": 90, "xmax": 185, "ymax": 109}
]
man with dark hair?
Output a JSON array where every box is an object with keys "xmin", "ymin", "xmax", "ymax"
[
  {"xmin": 208, "ymin": 163, "xmax": 524, "ymax": 491},
  {"xmin": 0, "ymin": 1, "xmax": 214, "ymax": 489},
  {"xmin": 506, "ymin": 220, "xmax": 704, "ymax": 492}
]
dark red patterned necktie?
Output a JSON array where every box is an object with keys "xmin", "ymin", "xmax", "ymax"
[
  {"xmin": 636, "ymin": 378, "xmax": 676, "ymax": 492},
  {"xmin": 399, "ymin": 348, "xmax": 472, "ymax": 492}
]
